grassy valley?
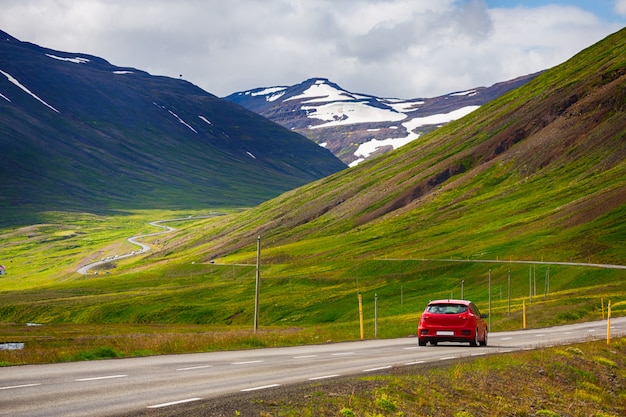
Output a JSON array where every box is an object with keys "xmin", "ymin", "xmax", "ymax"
[{"xmin": 1, "ymin": 26, "xmax": 626, "ymax": 375}]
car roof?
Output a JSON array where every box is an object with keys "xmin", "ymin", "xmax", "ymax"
[{"xmin": 427, "ymin": 299, "xmax": 471, "ymax": 306}]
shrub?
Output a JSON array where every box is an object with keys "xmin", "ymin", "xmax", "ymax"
[
  {"xmin": 74, "ymin": 346, "xmax": 121, "ymax": 361},
  {"xmin": 375, "ymin": 393, "xmax": 397, "ymax": 412},
  {"xmin": 340, "ymin": 408, "xmax": 356, "ymax": 417}
]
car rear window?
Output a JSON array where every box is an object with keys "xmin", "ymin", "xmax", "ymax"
[{"xmin": 427, "ymin": 304, "xmax": 468, "ymax": 314}]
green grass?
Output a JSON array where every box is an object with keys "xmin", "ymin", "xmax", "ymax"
[
  {"xmin": 1, "ymin": 30, "xmax": 625, "ymax": 366},
  {"xmin": 0, "ymin": 210, "xmax": 624, "ymax": 367},
  {"xmin": 249, "ymin": 338, "xmax": 626, "ymax": 417}
]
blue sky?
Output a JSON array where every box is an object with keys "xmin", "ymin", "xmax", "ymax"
[
  {"xmin": 1, "ymin": 1, "xmax": 625, "ymax": 98},
  {"xmin": 486, "ymin": 0, "xmax": 625, "ymax": 20}
]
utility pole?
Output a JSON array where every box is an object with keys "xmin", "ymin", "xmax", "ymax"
[{"xmin": 254, "ymin": 236, "xmax": 261, "ymax": 333}]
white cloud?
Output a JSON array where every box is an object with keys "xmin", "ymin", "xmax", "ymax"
[{"xmin": 0, "ymin": 0, "xmax": 623, "ymax": 98}]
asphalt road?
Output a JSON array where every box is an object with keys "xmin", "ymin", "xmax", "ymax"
[
  {"xmin": 1, "ymin": 317, "xmax": 625, "ymax": 417},
  {"xmin": 77, "ymin": 215, "xmax": 216, "ymax": 275}
]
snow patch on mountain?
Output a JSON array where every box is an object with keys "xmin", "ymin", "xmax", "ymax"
[
  {"xmin": 0, "ymin": 69, "xmax": 60, "ymax": 112},
  {"xmin": 167, "ymin": 109, "xmax": 197, "ymax": 133},
  {"xmin": 408, "ymin": 105, "xmax": 480, "ymax": 127},
  {"xmin": 199, "ymin": 115, "xmax": 212, "ymax": 125},
  {"xmin": 225, "ymin": 75, "xmax": 539, "ymax": 166},
  {"xmin": 46, "ymin": 53, "xmax": 90, "ymax": 64},
  {"xmin": 307, "ymin": 101, "xmax": 406, "ymax": 128},
  {"xmin": 351, "ymin": 134, "xmax": 417, "ymax": 167},
  {"xmin": 285, "ymin": 80, "xmax": 369, "ymax": 103}
]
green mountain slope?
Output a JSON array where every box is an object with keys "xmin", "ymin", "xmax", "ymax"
[
  {"xmin": 0, "ymin": 30, "xmax": 346, "ymax": 225},
  {"xmin": 164, "ymin": 27, "xmax": 626, "ymax": 266}
]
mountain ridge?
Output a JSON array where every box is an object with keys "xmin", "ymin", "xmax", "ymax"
[
  {"xmin": 225, "ymin": 74, "xmax": 539, "ymax": 165},
  {"xmin": 0, "ymin": 30, "xmax": 346, "ymax": 224}
]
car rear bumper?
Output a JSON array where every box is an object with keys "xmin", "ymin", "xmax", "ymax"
[{"xmin": 418, "ymin": 328, "xmax": 475, "ymax": 343}]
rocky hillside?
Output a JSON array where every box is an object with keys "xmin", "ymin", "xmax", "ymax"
[
  {"xmin": 225, "ymin": 75, "xmax": 538, "ymax": 165},
  {"xmin": 175, "ymin": 28, "xmax": 626, "ymax": 265}
]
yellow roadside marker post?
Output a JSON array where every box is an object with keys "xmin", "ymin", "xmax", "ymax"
[
  {"xmin": 607, "ymin": 300, "xmax": 611, "ymax": 345},
  {"xmin": 358, "ymin": 293, "xmax": 364, "ymax": 340}
]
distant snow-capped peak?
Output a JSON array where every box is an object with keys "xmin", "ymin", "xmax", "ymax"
[{"xmin": 225, "ymin": 74, "xmax": 538, "ymax": 166}]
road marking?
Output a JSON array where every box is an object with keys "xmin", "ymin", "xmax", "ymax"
[
  {"xmin": 232, "ymin": 360, "xmax": 263, "ymax": 365},
  {"xmin": 309, "ymin": 374, "xmax": 340, "ymax": 380},
  {"xmin": 241, "ymin": 384, "xmax": 281, "ymax": 392},
  {"xmin": 75, "ymin": 375, "xmax": 127, "ymax": 382},
  {"xmin": 535, "ymin": 334, "xmax": 545, "ymax": 337},
  {"xmin": 147, "ymin": 398, "xmax": 202, "ymax": 408},
  {"xmin": 294, "ymin": 355, "xmax": 318, "ymax": 359},
  {"xmin": 177, "ymin": 365, "xmax": 213, "ymax": 371},
  {"xmin": 403, "ymin": 346, "xmax": 421, "ymax": 350},
  {"xmin": 439, "ymin": 356, "xmax": 456, "ymax": 361},
  {"xmin": 405, "ymin": 360, "xmax": 425, "ymax": 365},
  {"xmin": 363, "ymin": 366, "xmax": 392, "ymax": 372},
  {"xmin": 332, "ymin": 352, "xmax": 355, "ymax": 356},
  {"xmin": 0, "ymin": 383, "xmax": 41, "ymax": 390},
  {"xmin": 471, "ymin": 352, "xmax": 487, "ymax": 356},
  {"xmin": 500, "ymin": 337, "xmax": 512, "ymax": 340}
]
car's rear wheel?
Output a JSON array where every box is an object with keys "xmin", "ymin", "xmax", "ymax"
[
  {"xmin": 480, "ymin": 329, "xmax": 488, "ymax": 346},
  {"xmin": 470, "ymin": 328, "xmax": 479, "ymax": 347}
]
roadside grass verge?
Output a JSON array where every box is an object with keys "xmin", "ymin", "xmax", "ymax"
[
  {"xmin": 0, "ymin": 323, "xmax": 340, "ymax": 366},
  {"xmin": 232, "ymin": 338, "xmax": 626, "ymax": 417}
]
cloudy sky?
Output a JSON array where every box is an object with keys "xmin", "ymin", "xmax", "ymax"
[{"xmin": 2, "ymin": 0, "xmax": 625, "ymax": 98}]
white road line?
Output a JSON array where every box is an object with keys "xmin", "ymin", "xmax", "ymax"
[
  {"xmin": 405, "ymin": 360, "xmax": 425, "ymax": 365},
  {"xmin": 439, "ymin": 356, "xmax": 456, "ymax": 361},
  {"xmin": 470, "ymin": 352, "xmax": 487, "ymax": 356},
  {"xmin": 231, "ymin": 360, "xmax": 263, "ymax": 365},
  {"xmin": 535, "ymin": 334, "xmax": 546, "ymax": 337},
  {"xmin": 332, "ymin": 352, "xmax": 355, "ymax": 356},
  {"xmin": 309, "ymin": 374, "xmax": 340, "ymax": 381},
  {"xmin": 0, "ymin": 383, "xmax": 41, "ymax": 390},
  {"xmin": 177, "ymin": 365, "xmax": 213, "ymax": 371},
  {"xmin": 403, "ymin": 346, "xmax": 421, "ymax": 350},
  {"xmin": 75, "ymin": 375, "xmax": 127, "ymax": 382},
  {"xmin": 241, "ymin": 384, "xmax": 281, "ymax": 392},
  {"xmin": 363, "ymin": 366, "xmax": 392, "ymax": 372},
  {"xmin": 293, "ymin": 355, "xmax": 318, "ymax": 359},
  {"xmin": 500, "ymin": 337, "xmax": 513, "ymax": 340},
  {"xmin": 147, "ymin": 398, "xmax": 202, "ymax": 408}
]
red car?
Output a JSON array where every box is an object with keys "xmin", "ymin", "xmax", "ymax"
[{"xmin": 418, "ymin": 299, "xmax": 488, "ymax": 346}]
